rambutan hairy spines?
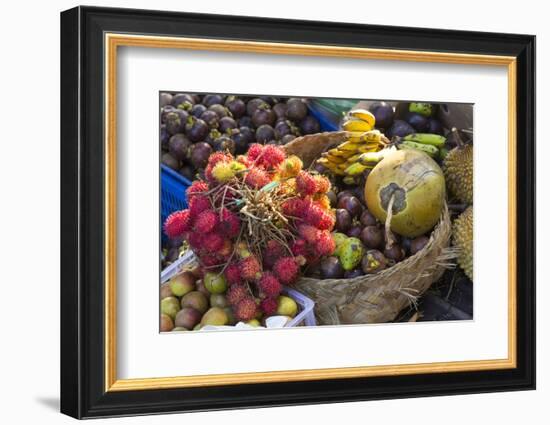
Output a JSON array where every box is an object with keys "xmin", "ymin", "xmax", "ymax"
[
  {"xmin": 163, "ymin": 210, "xmax": 192, "ymax": 239},
  {"xmin": 298, "ymin": 224, "xmax": 320, "ymax": 244},
  {"xmin": 189, "ymin": 195, "xmax": 211, "ymax": 218},
  {"xmin": 279, "ymin": 155, "xmax": 303, "ymax": 178},
  {"xmin": 313, "ymin": 174, "xmax": 331, "ymax": 193},
  {"xmin": 193, "ymin": 210, "xmax": 219, "ymax": 233},
  {"xmin": 281, "ymin": 198, "xmax": 307, "ymax": 219},
  {"xmin": 224, "ymin": 263, "xmax": 242, "ymax": 286},
  {"xmin": 258, "ymin": 272, "xmax": 282, "ymax": 298},
  {"xmin": 234, "ymin": 297, "xmax": 258, "ymax": 321},
  {"xmin": 263, "ymin": 240, "xmax": 287, "ymax": 269},
  {"xmin": 244, "ymin": 167, "xmax": 271, "ymax": 189},
  {"xmin": 200, "ymin": 253, "xmax": 223, "ymax": 268},
  {"xmin": 239, "ymin": 255, "xmax": 262, "ymax": 281},
  {"xmin": 217, "ymin": 208, "xmax": 240, "ymax": 238},
  {"xmin": 246, "ymin": 144, "xmax": 264, "ymax": 161},
  {"xmin": 187, "ymin": 232, "xmax": 204, "ymax": 249},
  {"xmin": 259, "ymin": 297, "xmax": 278, "ymax": 315},
  {"xmin": 226, "ymin": 284, "xmax": 248, "ymax": 305},
  {"xmin": 186, "ymin": 181, "xmax": 209, "ymax": 200},
  {"xmin": 258, "ymin": 145, "xmax": 286, "ymax": 169},
  {"xmin": 296, "ymin": 171, "xmax": 318, "ymax": 196},
  {"xmin": 211, "ymin": 162, "xmax": 236, "ymax": 183},
  {"xmin": 208, "ymin": 152, "xmax": 233, "ymax": 167},
  {"xmin": 273, "ymin": 257, "xmax": 300, "ymax": 285},
  {"xmin": 314, "ymin": 230, "xmax": 336, "ymax": 257},
  {"xmin": 202, "ymin": 232, "xmax": 224, "ymax": 252},
  {"xmin": 290, "ymin": 238, "xmax": 308, "ymax": 257}
]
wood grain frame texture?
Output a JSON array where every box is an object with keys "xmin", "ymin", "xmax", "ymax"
[{"xmin": 61, "ymin": 6, "xmax": 536, "ymax": 419}]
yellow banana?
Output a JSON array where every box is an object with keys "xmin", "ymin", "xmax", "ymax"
[
  {"xmin": 325, "ymin": 154, "xmax": 347, "ymax": 164},
  {"xmin": 348, "ymin": 109, "xmax": 376, "ymax": 128},
  {"xmin": 342, "ymin": 117, "xmax": 374, "ymax": 132}
]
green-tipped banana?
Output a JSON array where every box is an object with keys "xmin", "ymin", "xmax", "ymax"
[
  {"xmin": 409, "ymin": 103, "xmax": 433, "ymax": 117},
  {"xmin": 344, "ymin": 162, "xmax": 369, "ymax": 176},
  {"xmin": 403, "ymin": 133, "xmax": 446, "ymax": 148},
  {"xmin": 399, "ymin": 141, "xmax": 439, "ymax": 157}
]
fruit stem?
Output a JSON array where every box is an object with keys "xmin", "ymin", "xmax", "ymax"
[
  {"xmin": 384, "ymin": 194, "xmax": 397, "ymax": 250},
  {"xmin": 451, "ymin": 127, "xmax": 466, "ymax": 148}
]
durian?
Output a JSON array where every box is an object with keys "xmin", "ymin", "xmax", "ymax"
[
  {"xmin": 452, "ymin": 206, "xmax": 473, "ymax": 280},
  {"xmin": 443, "ymin": 144, "xmax": 473, "ymax": 204}
]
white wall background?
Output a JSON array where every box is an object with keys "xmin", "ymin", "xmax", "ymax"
[{"xmin": 0, "ymin": 0, "xmax": 545, "ymax": 423}]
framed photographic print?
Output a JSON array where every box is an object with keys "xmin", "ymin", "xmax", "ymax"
[{"xmin": 60, "ymin": 6, "xmax": 536, "ymax": 419}]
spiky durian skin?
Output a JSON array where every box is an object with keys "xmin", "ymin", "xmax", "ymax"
[
  {"xmin": 453, "ymin": 206, "xmax": 473, "ymax": 280},
  {"xmin": 443, "ymin": 144, "xmax": 473, "ymax": 204}
]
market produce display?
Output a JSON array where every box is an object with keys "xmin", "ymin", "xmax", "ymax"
[{"xmin": 160, "ymin": 93, "xmax": 474, "ymax": 330}]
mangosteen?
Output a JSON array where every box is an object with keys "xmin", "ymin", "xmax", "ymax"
[
  {"xmin": 426, "ymin": 118, "xmax": 443, "ymax": 135},
  {"xmin": 344, "ymin": 269, "xmax": 364, "ymax": 278},
  {"xmin": 160, "ymin": 105, "xmax": 175, "ymax": 123},
  {"xmin": 190, "ymin": 103, "xmax": 207, "ymax": 118},
  {"xmin": 238, "ymin": 116, "xmax": 254, "ymax": 129},
  {"xmin": 189, "ymin": 142, "xmax": 212, "ymax": 169},
  {"xmin": 255, "ymin": 124, "xmax": 276, "ymax": 143},
  {"xmin": 172, "ymin": 93, "xmax": 195, "ymax": 108},
  {"xmin": 405, "ymin": 112, "xmax": 429, "ymax": 132},
  {"xmin": 335, "ymin": 209, "xmax": 352, "ymax": 233},
  {"xmin": 347, "ymin": 225, "xmax": 363, "ymax": 238},
  {"xmin": 161, "ymin": 152, "xmax": 179, "ymax": 170},
  {"xmin": 320, "ymin": 257, "xmax": 345, "ymax": 279},
  {"xmin": 208, "ymin": 104, "xmax": 230, "ymax": 119},
  {"xmin": 360, "ymin": 210, "xmax": 377, "ymax": 227},
  {"xmin": 300, "ymin": 115, "xmax": 320, "ymax": 135},
  {"xmin": 386, "ymin": 120, "xmax": 415, "ymax": 139},
  {"xmin": 246, "ymin": 98, "xmax": 269, "ymax": 117},
  {"xmin": 274, "ymin": 120, "xmax": 294, "ymax": 137},
  {"xmin": 369, "ymin": 101, "xmax": 394, "ymax": 129},
  {"xmin": 286, "ymin": 98, "xmax": 308, "ymax": 121},
  {"xmin": 272, "ymin": 102, "xmax": 287, "ymax": 119},
  {"xmin": 185, "ymin": 117, "xmax": 209, "ymax": 142},
  {"xmin": 410, "ymin": 236, "xmax": 429, "ymax": 255},
  {"xmin": 232, "ymin": 127, "xmax": 255, "ymax": 154},
  {"xmin": 360, "ymin": 226, "xmax": 384, "ymax": 249},
  {"xmin": 205, "ymin": 129, "xmax": 222, "ymax": 147},
  {"xmin": 281, "ymin": 134, "xmax": 296, "ymax": 144},
  {"xmin": 225, "ymin": 96, "xmax": 246, "ymax": 118},
  {"xmin": 252, "ymin": 106, "xmax": 276, "ymax": 127},
  {"xmin": 160, "ymin": 92, "xmax": 173, "ymax": 107},
  {"xmin": 384, "ymin": 244, "xmax": 405, "ymax": 262},
  {"xmin": 361, "ymin": 250, "xmax": 388, "ymax": 274},
  {"xmin": 211, "ymin": 134, "xmax": 236, "ymax": 154},
  {"xmin": 200, "ymin": 110, "xmax": 219, "ymax": 128},
  {"xmin": 337, "ymin": 196, "xmax": 362, "ymax": 218},
  {"xmin": 218, "ymin": 116, "xmax": 237, "ymax": 133},
  {"xmin": 165, "ymin": 110, "xmax": 188, "ymax": 135},
  {"xmin": 202, "ymin": 94, "xmax": 224, "ymax": 107},
  {"xmin": 168, "ymin": 133, "xmax": 191, "ymax": 161},
  {"xmin": 259, "ymin": 96, "xmax": 277, "ymax": 106},
  {"xmin": 326, "ymin": 190, "xmax": 337, "ymax": 207},
  {"xmin": 337, "ymin": 190, "xmax": 355, "ymax": 202},
  {"xmin": 160, "ymin": 125, "xmax": 169, "ymax": 150}
]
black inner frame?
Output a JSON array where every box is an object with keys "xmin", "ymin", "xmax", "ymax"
[{"xmin": 61, "ymin": 6, "xmax": 535, "ymax": 419}]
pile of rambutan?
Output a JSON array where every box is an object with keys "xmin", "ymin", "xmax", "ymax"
[{"xmin": 163, "ymin": 143, "xmax": 335, "ymax": 323}]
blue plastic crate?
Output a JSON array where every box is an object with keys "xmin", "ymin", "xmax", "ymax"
[
  {"xmin": 161, "ymin": 164, "xmax": 192, "ymax": 227},
  {"xmin": 307, "ymin": 103, "xmax": 340, "ymax": 132}
]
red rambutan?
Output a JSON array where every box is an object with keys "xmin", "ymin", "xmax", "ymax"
[
  {"xmin": 298, "ymin": 224, "xmax": 321, "ymax": 244},
  {"xmin": 200, "ymin": 253, "xmax": 223, "ymax": 268},
  {"xmin": 259, "ymin": 297, "xmax": 278, "ymax": 315},
  {"xmin": 194, "ymin": 210, "xmax": 219, "ymax": 233},
  {"xmin": 208, "ymin": 151, "xmax": 233, "ymax": 167},
  {"xmin": 244, "ymin": 167, "xmax": 271, "ymax": 189},
  {"xmin": 226, "ymin": 284, "xmax": 248, "ymax": 305},
  {"xmin": 314, "ymin": 231, "xmax": 336, "ymax": 256},
  {"xmin": 281, "ymin": 198, "xmax": 308, "ymax": 219},
  {"xmin": 247, "ymin": 144, "xmax": 264, "ymax": 161},
  {"xmin": 186, "ymin": 180, "xmax": 209, "ymax": 200},
  {"xmin": 224, "ymin": 263, "xmax": 242, "ymax": 286},
  {"xmin": 189, "ymin": 195, "xmax": 211, "ymax": 218},
  {"xmin": 313, "ymin": 175, "xmax": 331, "ymax": 193},
  {"xmin": 187, "ymin": 232, "xmax": 204, "ymax": 249},
  {"xmin": 239, "ymin": 255, "xmax": 262, "ymax": 281},
  {"xmin": 258, "ymin": 145, "xmax": 286, "ymax": 169},
  {"xmin": 290, "ymin": 238, "xmax": 308, "ymax": 257},
  {"xmin": 217, "ymin": 208, "xmax": 241, "ymax": 238},
  {"xmin": 163, "ymin": 210, "xmax": 192, "ymax": 239},
  {"xmin": 296, "ymin": 171, "xmax": 318, "ymax": 196},
  {"xmin": 218, "ymin": 239, "xmax": 233, "ymax": 256},
  {"xmin": 258, "ymin": 272, "xmax": 282, "ymax": 298},
  {"xmin": 263, "ymin": 240, "xmax": 286, "ymax": 269},
  {"xmin": 202, "ymin": 232, "xmax": 224, "ymax": 252},
  {"xmin": 273, "ymin": 257, "xmax": 300, "ymax": 285},
  {"xmin": 234, "ymin": 297, "xmax": 258, "ymax": 321}
]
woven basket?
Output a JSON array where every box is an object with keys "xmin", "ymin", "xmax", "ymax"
[{"xmin": 283, "ymin": 131, "xmax": 456, "ymax": 325}]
